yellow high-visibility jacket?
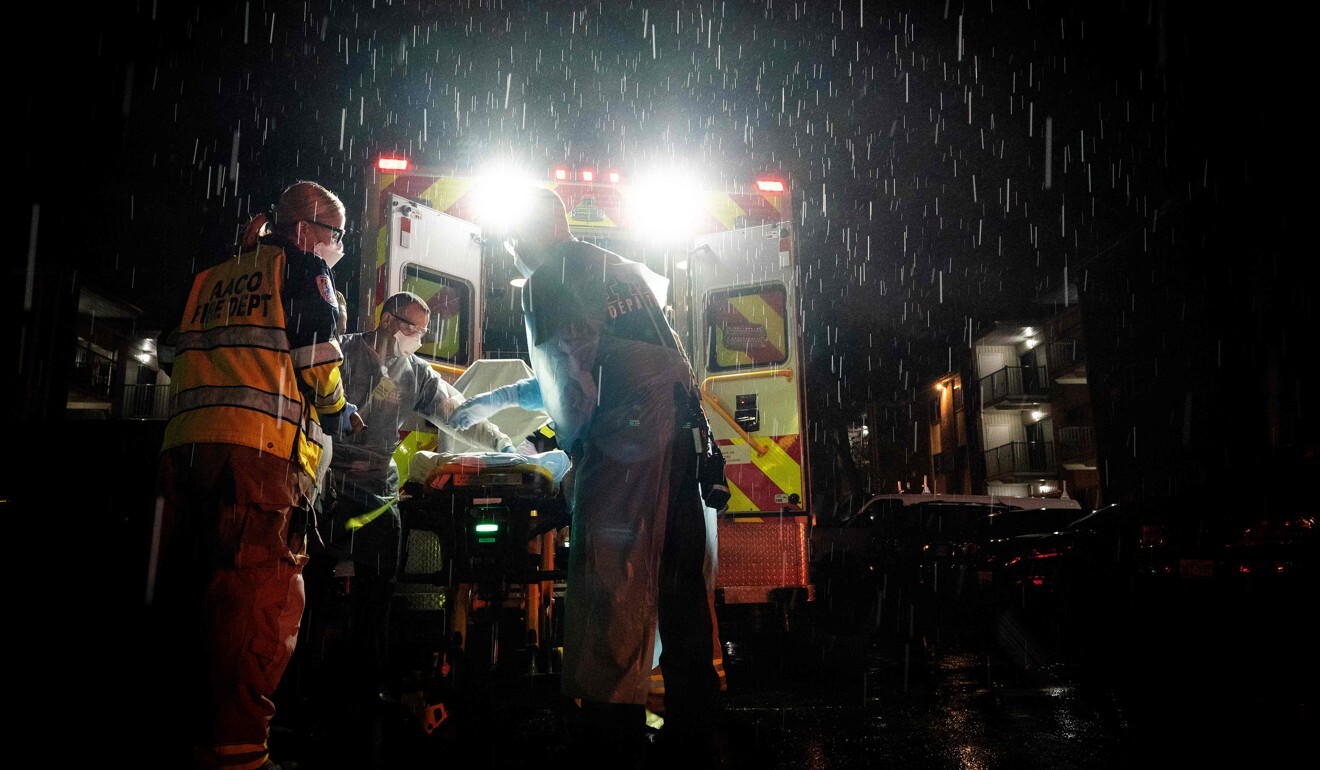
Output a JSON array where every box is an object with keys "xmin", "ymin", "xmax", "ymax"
[{"xmin": 162, "ymin": 239, "xmax": 346, "ymax": 481}]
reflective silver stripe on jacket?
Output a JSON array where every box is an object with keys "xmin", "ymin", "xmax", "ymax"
[
  {"xmin": 290, "ymin": 339, "xmax": 344, "ymax": 369},
  {"xmin": 170, "ymin": 385, "xmax": 305, "ymax": 426},
  {"xmin": 176, "ymin": 325, "xmax": 289, "ymax": 353},
  {"xmin": 314, "ymin": 380, "xmax": 346, "ymax": 409},
  {"xmin": 304, "ymin": 410, "xmax": 328, "ymax": 449}
]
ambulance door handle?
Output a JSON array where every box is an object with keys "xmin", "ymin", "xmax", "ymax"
[
  {"xmin": 698, "ymin": 369, "xmax": 794, "ymax": 455},
  {"xmin": 699, "ymin": 392, "xmax": 767, "ymax": 455}
]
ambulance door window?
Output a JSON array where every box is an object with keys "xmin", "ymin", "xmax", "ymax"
[
  {"xmin": 706, "ymin": 283, "xmax": 789, "ymax": 372},
  {"xmin": 402, "ymin": 264, "xmax": 473, "ymax": 365}
]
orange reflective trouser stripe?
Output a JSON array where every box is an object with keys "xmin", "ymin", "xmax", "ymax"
[{"xmin": 213, "ymin": 742, "xmax": 269, "ymax": 770}]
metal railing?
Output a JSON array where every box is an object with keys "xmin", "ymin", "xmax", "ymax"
[
  {"xmin": 983, "ymin": 441, "xmax": 1055, "ymax": 478},
  {"xmin": 1049, "ymin": 340, "xmax": 1086, "ymax": 366},
  {"xmin": 1055, "ymin": 426, "xmax": 1094, "ymax": 461},
  {"xmin": 120, "ymin": 383, "xmax": 173, "ymax": 419},
  {"xmin": 71, "ymin": 340, "xmax": 116, "ymax": 398},
  {"xmin": 979, "ymin": 365, "xmax": 1050, "ymax": 405}
]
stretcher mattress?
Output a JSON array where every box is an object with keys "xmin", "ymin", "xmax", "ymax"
[{"xmin": 408, "ymin": 450, "xmax": 568, "ymax": 498}]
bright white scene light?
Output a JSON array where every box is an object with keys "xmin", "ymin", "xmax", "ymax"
[
  {"xmin": 470, "ymin": 166, "xmax": 541, "ymax": 232},
  {"xmin": 626, "ymin": 171, "xmax": 704, "ymax": 244}
]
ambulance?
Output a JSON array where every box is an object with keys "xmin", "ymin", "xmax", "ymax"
[{"xmin": 354, "ymin": 156, "xmax": 815, "ymax": 616}]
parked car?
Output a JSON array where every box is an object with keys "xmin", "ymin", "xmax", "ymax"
[
  {"xmin": 810, "ymin": 493, "xmax": 1085, "ymax": 605},
  {"xmin": 1004, "ymin": 498, "xmax": 1319, "ymax": 685},
  {"xmin": 995, "ymin": 498, "xmax": 1318, "ymax": 619}
]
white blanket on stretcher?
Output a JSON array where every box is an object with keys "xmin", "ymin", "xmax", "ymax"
[{"xmin": 408, "ymin": 449, "xmax": 571, "ymax": 486}]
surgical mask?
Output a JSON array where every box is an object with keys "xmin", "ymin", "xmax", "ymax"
[
  {"xmin": 315, "ymin": 239, "xmax": 345, "ymax": 268},
  {"xmin": 394, "ymin": 329, "xmax": 423, "ymax": 357}
]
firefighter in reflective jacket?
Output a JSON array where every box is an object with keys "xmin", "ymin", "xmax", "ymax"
[{"xmin": 151, "ymin": 180, "xmax": 355, "ymax": 770}]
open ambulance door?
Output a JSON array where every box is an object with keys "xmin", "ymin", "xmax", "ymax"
[
  {"xmin": 690, "ymin": 221, "xmax": 813, "ymax": 605},
  {"xmin": 379, "ymin": 193, "xmax": 485, "ymax": 370},
  {"xmin": 378, "ymin": 194, "xmax": 486, "ymax": 475}
]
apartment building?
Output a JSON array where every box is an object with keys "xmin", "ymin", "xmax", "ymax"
[
  {"xmin": 920, "ymin": 310, "xmax": 1100, "ymax": 510},
  {"xmin": 67, "ymin": 285, "xmax": 169, "ymax": 420}
]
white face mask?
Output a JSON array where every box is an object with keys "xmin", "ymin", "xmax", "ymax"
[
  {"xmin": 394, "ymin": 329, "xmax": 423, "ymax": 357},
  {"xmin": 314, "ymin": 239, "xmax": 345, "ymax": 268}
]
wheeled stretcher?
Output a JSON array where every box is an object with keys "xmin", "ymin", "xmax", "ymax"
[
  {"xmin": 398, "ymin": 448, "xmax": 569, "ymax": 592},
  {"xmin": 391, "ymin": 448, "xmax": 571, "ymax": 735}
]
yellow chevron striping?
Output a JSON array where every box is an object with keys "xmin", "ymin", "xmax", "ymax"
[
  {"xmin": 746, "ymin": 436, "xmax": 801, "ymax": 497},
  {"xmin": 725, "ymin": 436, "xmax": 802, "ymax": 513},
  {"xmin": 728, "ymin": 294, "xmax": 786, "ymax": 357},
  {"xmin": 422, "ymin": 177, "xmax": 475, "ymax": 213},
  {"xmin": 726, "ymin": 475, "xmax": 753, "ymax": 512},
  {"xmin": 704, "ymin": 191, "xmax": 746, "ymax": 231},
  {"xmin": 569, "ymin": 213, "xmax": 618, "ymax": 228},
  {"xmin": 375, "ymin": 225, "xmax": 389, "ymax": 272}
]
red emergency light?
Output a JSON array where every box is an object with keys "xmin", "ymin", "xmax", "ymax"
[
  {"xmin": 378, "ymin": 157, "xmax": 410, "ymax": 172},
  {"xmin": 755, "ymin": 179, "xmax": 785, "ymax": 192},
  {"xmin": 549, "ymin": 166, "xmax": 621, "ymax": 183}
]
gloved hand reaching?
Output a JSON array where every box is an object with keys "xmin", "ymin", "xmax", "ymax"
[
  {"xmin": 327, "ymin": 402, "xmax": 366, "ymax": 435},
  {"xmin": 450, "ymin": 378, "xmax": 543, "ymax": 429},
  {"xmin": 450, "ymin": 387, "xmax": 518, "ymax": 429}
]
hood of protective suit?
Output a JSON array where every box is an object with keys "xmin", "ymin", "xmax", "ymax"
[{"xmin": 520, "ymin": 242, "xmax": 679, "ymax": 452}]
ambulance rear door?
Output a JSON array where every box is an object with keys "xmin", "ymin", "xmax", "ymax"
[
  {"xmin": 382, "ymin": 194, "xmax": 486, "ymax": 469},
  {"xmin": 384, "ymin": 193, "xmax": 485, "ymax": 372},
  {"xmin": 689, "ymin": 221, "xmax": 808, "ymax": 518}
]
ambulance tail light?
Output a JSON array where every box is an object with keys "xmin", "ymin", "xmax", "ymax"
[
  {"xmin": 580, "ymin": 169, "xmax": 595, "ymax": 183},
  {"xmin": 552, "ymin": 166, "xmax": 569, "ymax": 181},
  {"xmin": 607, "ymin": 171, "xmax": 622, "ymax": 184},
  {"xmin": 755, "ymin": 178, "xmax": 785, "ymax": 192},
  {"xmin": 378, "ymin": 157, "xmax": 410, "ymax": 172}
]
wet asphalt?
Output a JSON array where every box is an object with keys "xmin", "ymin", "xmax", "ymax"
[
  {"xmin": 266, "ymin": 565, "xmax": 1314, "ymax": 769},
  {"xmin": 35, "ymin": 422, "xmax": 1310, "ymax": 769}
]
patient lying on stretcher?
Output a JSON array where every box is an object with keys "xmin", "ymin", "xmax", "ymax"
[{"xmin": 407, "ymin": 447, "xmax": 571, "ymax": 492}]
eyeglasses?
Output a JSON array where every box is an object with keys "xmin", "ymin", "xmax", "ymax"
[
  {"xmin": 386, "ymin": 311, "xmax": 426, "ymax": 337},
  {"xmin": 306, "ymin": 219, "xmax": 346, "ymax": 245}
]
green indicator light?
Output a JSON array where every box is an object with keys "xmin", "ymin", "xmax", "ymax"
[{"xmin": 474, "ymin": 523, "xmax": 499, "ymax": 533}]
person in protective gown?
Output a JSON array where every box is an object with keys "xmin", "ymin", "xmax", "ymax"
[
  {"xmin": 451, "ymin": 186, "xmax": 723, "ymax": 766},
  {"xmin": 305, "ymin": 291, "xmax": 518, "ymax": 730}
]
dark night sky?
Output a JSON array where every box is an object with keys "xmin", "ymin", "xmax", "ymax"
[{"xmin": 20, "ymin": 2, "xmax": 1308, "ymax": 489}]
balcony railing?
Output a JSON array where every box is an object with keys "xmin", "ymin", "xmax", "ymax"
[
  {"xmin": 1049, "ymin": 339, "xmax": 1085, "ymax": 366},
  {"xmin": 120, "ymin": 383, "xmax": 172, "ymax": 420},
  {"xmin": 1055, "ymin": 426, "xmax": 1095, "ymax": 461},
  {"xmin": 1048, "ymin": 340, "xmax": 1087, "ymax": 381},
  {"xmin": 71, "ymin": 341, "xmax": 116, "ymax": 398},
  {"xmin": 983, "ymin": 441, "xmax": 1055, "ymax": 478},
  {"xmin": 979, "ymin": 365, "xmax": 1050, "ymax": 406}
]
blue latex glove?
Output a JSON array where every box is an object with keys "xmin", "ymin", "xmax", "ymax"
[
  {"xmin": 324, "ymin": 402, "xmax": 359, "ymax": 435},
  {"xmin": 451, "ymin": 378, "xmax": 543, "ymax": 429}
]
